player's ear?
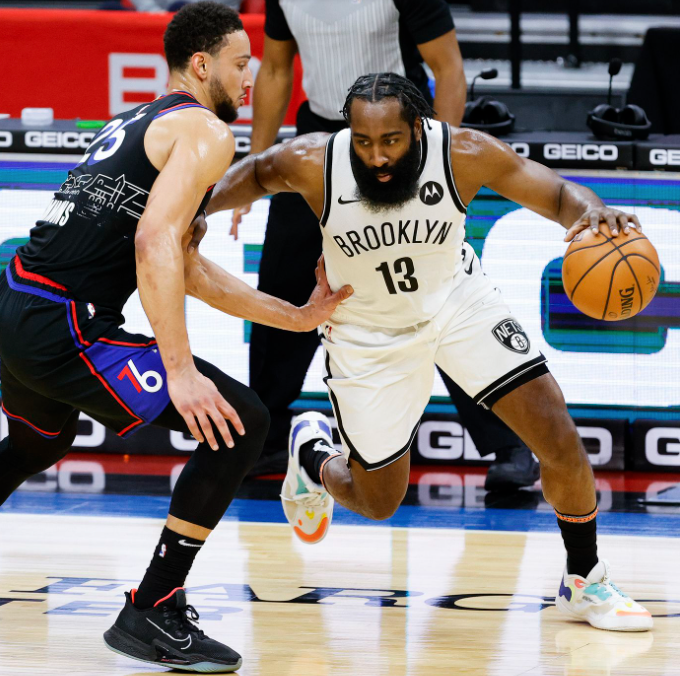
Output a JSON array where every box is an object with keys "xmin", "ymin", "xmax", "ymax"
[
  {"xmin": 191, "ymin": 52, "xmax": 210, "ymax": 82},
  {"xmin": 413, "ymin": 117, "xmax": 423, "ymax": 142}
]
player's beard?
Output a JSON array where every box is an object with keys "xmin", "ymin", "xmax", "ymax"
[
  {"xmin": 350, "ymin": 132, "xmax": 421, "ymax": 213},
  {"xmin": 209, "ymin": 76, "xmax": 239, "ymax": 124}
]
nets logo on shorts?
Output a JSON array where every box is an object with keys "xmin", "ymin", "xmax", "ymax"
[
  {"xmin": 492, "ymin": 319, "xmax": 530, "ymax": 354},
  {"xmin": 419, "ymin": 181, "xmax": 444, "ymax": 205}
]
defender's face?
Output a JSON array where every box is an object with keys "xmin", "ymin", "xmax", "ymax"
[
  {"xmin": 218, "ymin": 30, "xmax": 253, "ymax": 106},
  {"xmin": 208, "ymin": 30, "xmax": 253, "ymax": 121},
  {"xmin": 350, "ymin": 99, "xmax": 422, "ymax": 182}
]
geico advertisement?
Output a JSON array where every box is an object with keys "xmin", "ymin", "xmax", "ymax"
[{"xmin": 0, "ymin": 171, "xmax": 679, "ymax": 424}]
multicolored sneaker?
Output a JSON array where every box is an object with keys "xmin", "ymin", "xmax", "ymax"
[
  {"xmin": 103, "ymin": 588, "xmax": 242, "ymax": 672},
  {"xmin": 556, "ymin": 559, "xmax": 653, "ymax": 631},
  {"xmin": 281, "ymin": 412, "xmax": 341, "ymax": 544}
]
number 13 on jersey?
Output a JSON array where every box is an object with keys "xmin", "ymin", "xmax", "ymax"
[{"xmin": 375, "ymin": 257, "xmax": 419, "ymax": 294}]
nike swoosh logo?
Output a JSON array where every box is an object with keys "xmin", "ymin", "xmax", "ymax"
[
  {"xmin": 178, "ymin": 539, "xmax": 203, "ymax": 548},
  {"xmin": 338, "ymin": 196, "xmax": 361, "ymax": 205},
  {"xmin": 146, "ymin": 618, "xmax": 192, "ymax": 650}
]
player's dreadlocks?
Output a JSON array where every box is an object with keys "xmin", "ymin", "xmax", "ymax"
[{"xmin": 342, "ymin": 73, "xmax": 436, "ymax": 128}]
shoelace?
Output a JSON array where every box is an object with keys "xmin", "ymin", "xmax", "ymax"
[
  {"xmin": 281, "ymin": 491, "xmax": 327, "ymax": 507},
  {"xmin": 163, "ymin": 604, "xmax": 206, "ymax": 640}
]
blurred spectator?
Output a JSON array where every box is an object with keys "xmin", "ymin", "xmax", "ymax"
[{"xmin": 124, "ymin": 0, "xmax": 241, "ymax": 12}]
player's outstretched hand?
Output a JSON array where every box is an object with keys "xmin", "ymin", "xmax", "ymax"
[
  {"xmin": 167, "ymin": 367, "xmax": 245, "ymax": 451},
  {"xmin": 185, "ymin": 212, "xmax": 208, "ymax": 253},
  {"xmin": 231, "ymin": 203, "xmax": 253, "ymax": 240},
  {"xmin": 298, "ymin": 255, "xmax": 353, "ymax": 331},
  {"xmin": 564, "ymin": 208, "xmax": 642, "ymax": 242}
]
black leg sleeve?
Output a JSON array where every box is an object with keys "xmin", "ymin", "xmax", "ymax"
[{"xmin": 152, "ymin": 357, "xmax": 270, "ymax": 530}]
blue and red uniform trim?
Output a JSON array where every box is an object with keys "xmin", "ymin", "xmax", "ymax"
[{"xmin": 4, "ymin": 255, "xmax": 153, "ymax": 437}]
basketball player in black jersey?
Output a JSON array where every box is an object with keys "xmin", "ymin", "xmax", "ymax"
[{"xmin": 0, "ymin": 3, "xmax": 350, "ymax": 672}]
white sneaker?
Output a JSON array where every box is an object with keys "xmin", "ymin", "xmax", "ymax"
[
  {"xmin": 280, "ymin": 412, "xmax": 341, "ymax": 544},
  {"xmin": 556, "ymin": 559, "xmax": 653, "ymax": 631}
]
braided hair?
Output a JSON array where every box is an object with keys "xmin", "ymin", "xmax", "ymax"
[{"xmin": 341, "ymin": 73, "xmax": 436, "ymax": 128}]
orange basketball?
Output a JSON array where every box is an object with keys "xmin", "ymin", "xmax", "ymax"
[{"xmin": 562, "ymin": 228, "xmax": 660, "ymax": 321}]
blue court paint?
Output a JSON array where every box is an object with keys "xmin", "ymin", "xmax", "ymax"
[{"xmin": 2, "ymin": 492, "xmax": 679, "ymax": 539}]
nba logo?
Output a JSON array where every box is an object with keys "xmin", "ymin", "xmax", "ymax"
[{"xmin": 159, "ymin": 544, "xmax": 166, "ymax": 558}]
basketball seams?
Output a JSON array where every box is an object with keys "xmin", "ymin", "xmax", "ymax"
[
  {"xmin": 567, "ymin": 242, "xmax": 619, "ymax": 300},
  {"xmin": 621, "ymin": 256, "xmax": 643, "ymax": 316},
  {"xmin": 622, "ymin": 252, "xmax": 660, "ymax": 274},
  {"xmin": 562, "ymin": 237, "xmax": 612, "ymax": 262},
  {"xmin": 598, "ymin": 256, "xmax": 626, "ymax": 320},
  {"xmin": 563, "ymin": 234, "xmax": 646, "ymax": 263},
  {"xmin": 563, "ymin": 229, "xmax": 659, "ymax": 320}
]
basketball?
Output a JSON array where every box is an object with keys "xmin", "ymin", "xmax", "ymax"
[{"xmin": 562, "ymin": 228, "xmax": 660, "ymax": 321}]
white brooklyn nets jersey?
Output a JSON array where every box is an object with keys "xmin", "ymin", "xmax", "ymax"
[{"xmin": 320, "ymin": 120, "xmax": 467, "ymax": 328}]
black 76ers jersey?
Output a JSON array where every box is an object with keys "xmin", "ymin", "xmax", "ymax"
[
  {"xmin": 320, "ymin": 120, "xmax": 467, "ymax": 329},
  {"xmin": 17, "ymin": 92, "xmax": 215, "ymax": 314}
]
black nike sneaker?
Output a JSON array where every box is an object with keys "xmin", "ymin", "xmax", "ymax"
[
  {"xmin": 103, "ymin": 588, "xmax": 242, "ymax": 673},
  {"xmin": 484, "ymin": 445, "xmax": 540, "ymax": 492}
]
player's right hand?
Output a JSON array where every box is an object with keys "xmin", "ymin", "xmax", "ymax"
[
  {"xmin": 167, "ymin": 367, "xmax": 245, "ymax": 451},
  {"xmin": 297, "ymin": 255, "xmax": 353, "ymax": 331},
  {"xmin": 230, "ymin": 203, "xmax": 253, "ymax": 240}
]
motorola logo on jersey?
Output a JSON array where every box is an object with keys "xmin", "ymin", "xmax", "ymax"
[
  {"xmin": 419, "ymin": 181, "xmax": 444, "ymax": 205},
  {"xmin": 492, "ymin": 320, "xmax": 530, "ymax": 354}
]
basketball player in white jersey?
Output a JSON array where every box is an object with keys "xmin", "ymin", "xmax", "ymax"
[{"xmin": 205, "ymin": 73, "xmax": 651, "ymax": 632}]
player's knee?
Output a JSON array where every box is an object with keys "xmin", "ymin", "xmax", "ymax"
[
  {"xmin": 364, "ymin": 498, "xmax": 401, "ymax": 521},
  {"xmin": 361, "ymin": 487, "xmax": 405, "ymax": 521},
  {"xmin": 233, "ymin": 389, "xmax": 270, "ymax": 466},
  {"xmin": 538, "ymin": 419, "xmax": 586, "ymax": 469}
]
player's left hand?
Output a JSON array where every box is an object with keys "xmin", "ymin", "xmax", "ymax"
[
  {"xmin": 564, "ymin": 208, "xmax": 642, "ymax": 242},
  {"xmin": 185, "ymin": 212, "xmax": 208, "ymax": 253}
]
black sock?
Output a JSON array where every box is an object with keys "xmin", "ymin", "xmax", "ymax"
[
  {"xmin": 134, "ymin": 527, "xmax": 204, "ymax": 609},
  {"xmin": 556, "ymin": 508, "xmax": 598, "ymax": 578},
  {"xmin": 299, "ymin": 439, "xmax": 340, "ymax": 486}
]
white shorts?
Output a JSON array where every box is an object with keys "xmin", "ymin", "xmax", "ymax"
[{"xmin": 321, "ymin": 244, "xmax": 547, "ymax": 471}]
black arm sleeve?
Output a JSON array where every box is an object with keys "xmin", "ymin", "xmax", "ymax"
[
  {"xmin": 394, "ymin": 0, "xmax": 455, "ymax": 45},
  {"xmin": 264, "ymin": 0, "xmax": 294, "ymax": 41}
]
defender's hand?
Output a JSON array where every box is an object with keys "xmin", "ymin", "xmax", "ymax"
[
  {"xmin": 185, "ymin": 213, "xmax": 208, "ymax": 253},
  {"xmin": 230, "ymin": 203, "xmax": 253, "ymax": 240},
  {"xmin": 297, "ymin": 256, "xmax": 353, "ymax": 332},
  {"xmin": 167, "ymin": 367, "xmax": 245, "ymax": 451},
  {"xmin": 564, "ymin": 208, "xmax": 642, "ymax": 242}
]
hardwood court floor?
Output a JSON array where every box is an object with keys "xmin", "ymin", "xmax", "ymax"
[{"xmin": 0, "ymin": 513, "xmax": 678, "ymax": 676}]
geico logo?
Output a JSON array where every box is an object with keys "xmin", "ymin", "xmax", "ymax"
[
  {"xmin": 58, "ymin": 460, "xmax": 106, "ymax": 493},
  {"xmin": 416, "ymin": 472, "xmax": 486, "ymax": 509},
  {"xmin": 481, "ymin": 206, "xmax": 680, "ymax": 409},
  {"xmin": 0, "ymin": 131, "xmax": 12, "ymax": 148},
  {"xmin": 73, "ymin": 414, "xmax": 106, "ymax": 448},
  {"xmin": 417, "ymin": 420, "xmax": 486, "ymax": 461},
  {"xmin": 543, "ymin": 143, "xmax": 618, "ymax": 161},
  {"xmin": 509, "ymin": 142, "xmax": 529, "ymax": 157},
  {"xmin": 576, "ymin": 426, "xmax": 613, "ymax": 466},
  {"xmin": 649, "ymin": 149, "xmax": 680, "ymax": 166},
  {"xmin": 25, "ymin": 131, "xmax": 95, "ymax": 149},
  {"xmin": 645, "ymin": 428, "xmax": 680, "ymax": 466}
]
